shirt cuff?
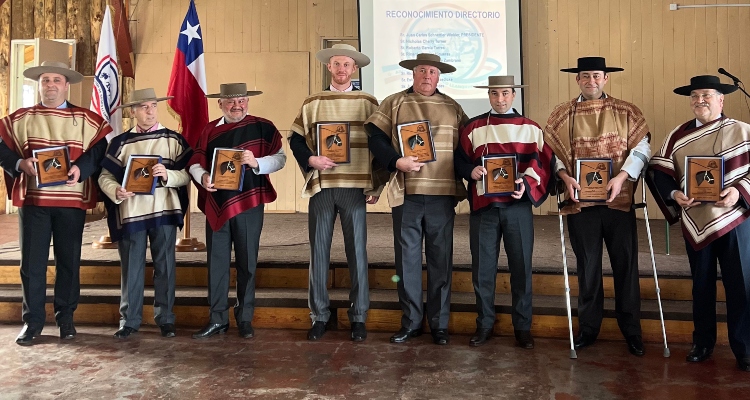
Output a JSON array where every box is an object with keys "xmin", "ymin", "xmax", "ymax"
[{"xmin": 189, "ymin": 164, "xmax": 209, "ymax": 187}]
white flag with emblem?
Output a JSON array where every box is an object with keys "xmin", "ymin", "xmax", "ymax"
[{"xmin": 90, "ymin": 6, "xmax": 121, "ymax": 140}]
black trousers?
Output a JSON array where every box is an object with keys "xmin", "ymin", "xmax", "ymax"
[
  {"xmin": 567, "ymin": 206, "xmax": 642, "ymax": 338},
  {"xmin": 19, "ymin": 205, "xmax": 86, "ymax": 326},
  {"xmin": 686, "ymin": 218, "xmax": 750, "ymax": 360}
]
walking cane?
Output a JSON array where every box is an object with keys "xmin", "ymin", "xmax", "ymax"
[
  {"xmin": 557, "ymin": 193, "xmax": 578, "ymax": 359},
  {"xmin": 634, "ymin": 179, "xmax": 671, "ymax": 357}
]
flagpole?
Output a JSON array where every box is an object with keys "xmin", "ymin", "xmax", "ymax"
[{"xmin": 175, "ymin": 183, "xmax": 205, "ymax": 251}]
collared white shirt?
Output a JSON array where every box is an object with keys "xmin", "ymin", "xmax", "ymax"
[{"xmin": 329, "ymin": 84, "xmax": 354, "ymax": 92}]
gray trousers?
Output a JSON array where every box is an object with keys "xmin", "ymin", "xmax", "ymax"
[
  {"xmin": 470, "ymin": 202, "xmax": 534, "ymax": 331},
  {"xmin": 205, "ymin": 205, "xmax": 264, "ymax": 325},
  {"xmin": 308, "ymin": 188, "xmax": 369, "ymax": 323},
  {"xmin": 392, "ymin": 194, "xmax": 455, "ymax": 330},
  {"xmin": 118, "ymin": 225, "xmax": 177, "ymax": 329}
]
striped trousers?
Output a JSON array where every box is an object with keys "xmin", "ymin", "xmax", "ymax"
[{"xmin": 308, "ymin": 188, "xmax": 370, "ymax": 324}]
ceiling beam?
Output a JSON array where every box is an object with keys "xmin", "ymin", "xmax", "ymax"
[{"xmin": 110, "ymin": 0, "xmax": 134, "ymax": 78}]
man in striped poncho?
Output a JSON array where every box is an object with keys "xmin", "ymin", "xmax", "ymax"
[{"xmin": 289, "ymin": 44, "xmax": 386, "ymax": 342}]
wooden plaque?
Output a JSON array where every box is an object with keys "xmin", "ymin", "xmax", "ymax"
[
  {"xmin": 210, "ymin": 148, "xmax": 245, "ymax": 191},
  {"xmin": 482, "ymin": 154, "xmax": 518, "ymax": 196},
  {"xmin": 575, "ymin": 158, "xmax": 612, "ymax": 202},
  {"xmin": 122, "ymin": 155, "xmax": 161, "ymax": 195},
  {"xmin": 397, "ymin": 120, "xmax": 436, "ymax": 163},
  {"xmin": 316, "ymin": 122, "xmax": 351, "ymax": 164},
  {"xmin": 684, "ymin": 156, "xmax": 723, "ymax": 202},
  {"xmin": 33, "ymin": 146, "xmax": 70, "ymax": 188}
]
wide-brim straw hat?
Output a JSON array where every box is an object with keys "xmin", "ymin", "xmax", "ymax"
[
  {"xmin": 673, "ymin": 75, "xmax": 738, "ymax": 96},
  {"xmin": 399, "ymin": 53, "xmax": 456, "ymax": 74},
  {"xmin": 205, "ymin": 83, "xmax": 262, "ymax": 98},
  {"xmin": 316, "ymin": 44, "xmax": 370, "ymax": 67},
  {"xmin": 23, "ymin": 60, "xmax": 83, "ymax": 84},
  {"xmin": 116, "ymin": 88, "xmax": 173, "ymax": 109},
  {"xmin": 560, "ymin": 57, "xmax": 624, "ymax": 73},
  {"xmin": 474, "ymin": 75, "xmax": 527, "ymax": 89}
]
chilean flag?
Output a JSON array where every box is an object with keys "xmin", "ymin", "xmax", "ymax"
[
  {"xmin": 167, "ymin": 0, "xmax": 208, "ymax": 148},
  {"xmin": 90, "ymin": 6, "xmax": 122, "ymax": 140}
]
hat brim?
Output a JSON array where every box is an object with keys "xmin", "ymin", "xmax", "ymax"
[
  {"xmin": 23, "ymin": 65, "xmax": 84, "ymax": 84},
  {"xmin": 205, "ymin": 91, "xmax": 263, "ymax": 99},
  {"xmin": 316, "ymin": 48, "xmax": 370, "ymax": 67},
  {"xmin": 674, "ymin": 83, "xmax": 738, "ymax": 96},
  {"xmin": 399, "ymin": 59, "xmax": 456, "ymax": 74},
  {"xmin": 474, "ymin": 84, "xmax": 528, "ymax": 89},
  {"xmin": 116, "ymin": 96, "xmax": 174, "ymax": 110},
  {"xmin": 560, "ymin": 67, "xmax": 624, "ymax": 74}
]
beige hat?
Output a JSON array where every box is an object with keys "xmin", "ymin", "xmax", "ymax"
[
  {"xmin": 316, "ymin": 44, "xmax": 370, "ymax": 67},
  {"xmin": 23, "ymin": 60, "xmax": 83, "ymax": 84},
  {"xmin": 117, "ymin": 88, "xmax": 173, "ymax": 109},
  {"xmin": 205, "ymin": 83, "xmax": 262, "ymax": 98},
  {"xmin": 474, "ymin": 76, "xmax": 527, "ymax": 89},
  {"xmin": 399, "ymin": 53, "xmax": 456, "ymax": 74}
]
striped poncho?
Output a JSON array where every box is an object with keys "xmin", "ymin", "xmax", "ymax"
[
  {"xmin": 289, "ymin": 91, "xmax": 387, "ymax": 198},
  {"xmin": 648, "ymin": 116, "xmax": 750, "ymax": 250},
  {"xmin": 365, "ymin": 88, "xmax": 468, "ymax": 207}
]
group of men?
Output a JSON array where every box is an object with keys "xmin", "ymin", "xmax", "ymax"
[{"xmin": 1, "ymin": 47, "xmax": 748, "ymax": 372}]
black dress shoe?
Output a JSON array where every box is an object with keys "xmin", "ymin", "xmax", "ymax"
[
  {"xmin": 15, "ymin": 324, "xmax": 42, "ymax": 346},
  {"xmin": 686, "ymin": 345, "xmax": 713, "ymax": 362},
  {"xmin": 351, "ymin": 322, "xmax": 367, "ymax": 342},
  {"xmin": 192, "ymin": 323, "xmax": 228, "ymax": 339},
  {"xmin": 469, "ymin": 328, "xmax": 492, "ymax": 347},
  {"xmin": 431, "ymin": 329, "xmax": 450, "ymax": 345},
  {"xmin": 59, "ymin": 321, "xmax": 76, "ymax": 340},
  {"xmin": 515, "ymin": 330, "xmax": 535, "ymax": 350},
  {"xmin": 626, "ymin": 335, "xmax": 645, "ymax": 356},
  {"xmin": 114, "ymin": 327, "xmax": 138, "ymax": 339},
  {"xmin": 159, "ymin": 324, "xmax": 176, "ymax": 338},
  {"xmin": 574, "ymin": 333, "xmax": 597, "ymax": 349},
  {"xmin": 238, "ymin": 322, "xmax": 255, "ymax": 339},
  {"xmin": 737, "ymin": 357, "xmax": 750, "ymax": 372},
  {"xmin": 390, "ymin": 327, "xmax": 423, "ymax": 343},
  {"xmin": 307, "ymin": 321, "xmax": 326, "ymax": 341}
]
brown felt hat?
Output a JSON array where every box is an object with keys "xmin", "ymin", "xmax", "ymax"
[
  {"xmin": 23, "ymin": 60, "xmax": 83, "ymax": 84},
  {"xmin": 117, "ymin": 88, "xmax": 173, "ymax": 109},
  {"xmin": 205, "ymin": 83, "xmax": 262, "ymax": 98},
  {"xmin": 474, "ymin": 76, "xmax": 527, "ymax": 89},
  {"xmin": 399, "ymin": 53, "xmax": 456, "ymax": 74},
  {"xmin": 316, "ymin": 44, "xmax": 370, "ymax": 67}
]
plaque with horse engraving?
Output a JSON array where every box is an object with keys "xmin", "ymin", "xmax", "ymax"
[
  {"xmin": 122, "ymin": 155, "xmax": 161, "ymax": 195},
  {"xmin": 210, "ymin": 148, "xmax": 245, "ymax": 191},
  {"xmin": 481, "ymin": 154, "xmax": 519, "ymax": 196},
  {"xmin": 316, "ymin": 122, "xmax": 351, "ymax": 164},
  {"xmin": 684, "ymin": 156, "xmax": 723, "ymax": 202},
  {"xmin": 397, "ymin": 120, "xmax": 436, "ymax": 163},
  {"xmin": 33, "ymin": 146, "xmax": 71, "ymax": 188},
  {"xmin": 575, "ymin": 158, "xmax": 612, "ymax": 202}
]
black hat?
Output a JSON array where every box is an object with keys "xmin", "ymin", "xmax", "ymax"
[
  {"xmin": 673, "ymin": 75, "xmax": 738, "ymax": 96},
  {"xmin": 560, "ymin": 57, "xmax": 624, "ymax": 74}
]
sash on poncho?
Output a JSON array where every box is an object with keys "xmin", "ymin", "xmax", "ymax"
[
  {"xmin": 0, "ymin": 104, "xmax": 111, "ymax": 209},
  {"xmin": 365, "ymin": 89, "xmax": 468, "ymax": 207},
  {"xmin": 289, "ymin": 91, "xmax": 387, "ymax": 198},
  {"xmin": 459, "ymin": 111, "xmax": 555, "ymax": 212},
  {"xmin": 543, "ymin": 95, "xmax": 649, "ymax": 214},
  {"xmin": 189, "ymin": 115, "xmax": 282, "ymax": 231},
  {"xmin": 648, "ymin": 116, "xmax": 750, "ymax": 250},
  {"xmin": 100, "ymin": 125, "xmax": 193, "ymax": 241}
]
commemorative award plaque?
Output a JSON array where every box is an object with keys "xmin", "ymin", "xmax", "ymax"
[
  {"xmin": 210, "ymin": 148, "xmax": 245, "ymax": 191},
  {"xmin": 316, "ymin": 122, "xmax": 350, "ymax": 164},
  {"xmin": 575, "ymin": 158, "xmax": 612, "ymax": 201},
  {"xmin": 122, "ymin": 155, "xmax": 162, "ymax": 195},
  {"xmin": 32, "ymin": 146, "xmax": 71, "ymax": 187},
  {"xmin": 397, "ymin": 120, "xmax": 436, "ymax": 163},
  {"xmin": 481, "ymin": 154, "xmax": 518, "ymax": 196},
  {"xmin": 684, "ymin": 156, "xmax": 723, "ymax": 202}
]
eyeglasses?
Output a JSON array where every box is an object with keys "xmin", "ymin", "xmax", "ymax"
[{"xmin": 690, "ymin": 93, "xmax": 720, "ymax": 101}]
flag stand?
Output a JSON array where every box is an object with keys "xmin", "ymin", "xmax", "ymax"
[
  {"xmin": 92, "ymin": 229, "xmax": 117, "ymax": 249},
  {"xmin": 176, "ymin": 184, "xmax": 205, "ymax": 252}
]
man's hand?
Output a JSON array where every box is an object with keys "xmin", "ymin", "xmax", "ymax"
[
  {"xmin": 471, "ymin": 166, "xmax": 487, "ymax": 181},
  {"xmin": 511, "ymin": 178, "xmax": 525, "ymax": 200},
  {"xmin": 308, "ymin": 155, "xmax": 338, "ymax": 171},
  {"xmin": 152, "ymin": 163, "xmax": 168, "ymax": 183},
  {"xmin": 674, "ymin": 191, "xmax": 701, "ymax": 209},
  {"xmin": 201, "ymin": 172, "xmax": 217, "ymax": 192},
  {"xmin": 557, "ymin": 170, "xmax": 580, "ymax": 202},
  {"xmin": 19, "ymin": 157, "xmax": 37, "ymax": 177},
  {"xmin": 115, "ymin": 186, "xmax": 135, "ymax": 201},
  {"xmin": 242, "ymin": 150, "xmax": 259, "ymax": 169},
  {"xmin": 395, "ymin": 156, "xmax": 424, "ymax": 173},
  {"xmin": 65, "ymin": 165, "xmax": 80, "ymax": 186},
  {"xmin": 606, "ymin": 171, "xmax": 629, "ymax": 203},
  {"xmin": 366, "ymin": 195, "xmax": 379, "ymax": 204},
  {"xmin": 715, "ymin": 186, "xmax": 740, "ymax": 207}
]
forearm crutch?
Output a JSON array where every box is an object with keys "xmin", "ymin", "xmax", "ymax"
[
  {"xmin": 634, "ymin": 179, "xmax": 671, "ymax": 357},
  {"xmin": 557, "ymin": 193, "xmax": 577, "ymax": 359}
]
